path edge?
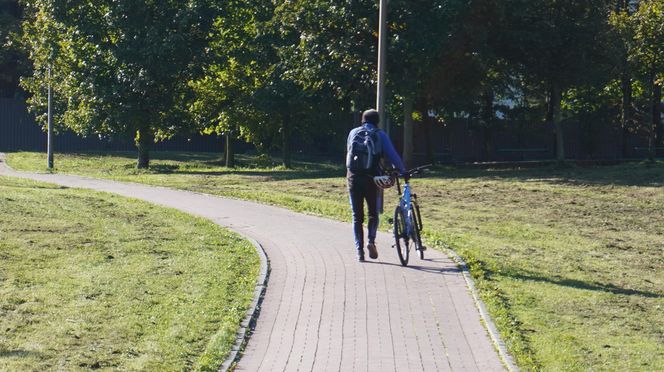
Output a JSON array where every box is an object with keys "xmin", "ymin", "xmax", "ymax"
[
  {"xmin": 0, "ymin": 153, "xmax": 270, "ymax": 372},
  {"xmin": 442, "ymin": 246, "xmax": 519, "ymax": 372},
  {"xmin": 219, "ymin": 236, "xmax": 269, "ymax": 372}
]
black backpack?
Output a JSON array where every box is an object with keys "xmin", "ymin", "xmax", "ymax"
[{"xmin": 346, "ymin": 126, "xmax": 382, "ymax": 174}]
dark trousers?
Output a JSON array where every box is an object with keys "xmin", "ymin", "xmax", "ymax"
[{"xmin": 347, "ymin": 174, "xmax": 379, "ymax": 251}]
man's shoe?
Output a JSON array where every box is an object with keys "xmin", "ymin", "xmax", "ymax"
[
  {"xmin": 367, "ymin": 243, "xmax": 378, "ymax": 259},
  {"xmin": 357, "ymin": 248, "xmax": 365, "ymax": 262}
]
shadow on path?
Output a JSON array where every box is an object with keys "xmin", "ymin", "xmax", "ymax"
[{"xmin": 365, "ymin": 259, "xmax": 462, "ymax": 274}]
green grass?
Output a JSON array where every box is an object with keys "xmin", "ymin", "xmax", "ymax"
[
  {"xmin": 7, "ymin": 151, "xmax": 664, "ymax": 371},
  {"xmin": 0, "ymin": 175, "xmax": 259, "ymax": 371}
]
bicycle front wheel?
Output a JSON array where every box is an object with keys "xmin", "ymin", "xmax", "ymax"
[
  {"xmin": 394, "ymin": 206, "xmax": 410, "ymax": 266},
  {"xmin": 410, "ymin": 203, "xmax": 424, "ymax": 260}
]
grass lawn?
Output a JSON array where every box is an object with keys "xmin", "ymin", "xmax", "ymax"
[
  {"xmin": 7, "ymin": 151, "xmax": 664, "ymax": 371},
  {"xmin": 0, "ymin": 175, "xmax": 259, "ymax": 371}
]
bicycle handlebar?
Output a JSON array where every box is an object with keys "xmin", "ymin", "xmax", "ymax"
[
  {"xmin": 384, "ymin": 164, "xmax": 432, "ymax": 179},
  {"xmin": 405, "ymin": 164, "xmax": 432, "ymax": 177}
]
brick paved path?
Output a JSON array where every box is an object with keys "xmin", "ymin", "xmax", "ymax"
[{"xmin": 1, "ymin": 156, "xmax": 507, "ymax": 371}]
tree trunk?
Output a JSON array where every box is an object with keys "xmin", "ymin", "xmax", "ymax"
[
  {"xmin": 481, "ymin": 89, "xmax": 494, "ymax": 162},
  {"xmin": 551, "ymin": 81, "xmax": 565, "ymax": 162},
  {"xmin": 621, "ymin": 70, "xmax": 632, "ymax": 158},
  {"xmin": 225, "ymin": 131, "xmax": 235, "ymax": 168},
  {"xmin": 282, "ymin": 110, "xmax": 292, "ymax": 168},
  {"xmin": 649, "ymin": 80, "xmax": 661, "ymax": 160},
  {"xmin": 135, "ymin": 127, "xmax": 153, "ymax": 169},
  {"xmin": 654, "ymin": 83, "xmax": 662, "ymax": 146},
  {"xmin": 424, "ymin": 114, "xmax": 434, "ymax": 165},
  {"xmin": 402, "ymin": 97, "xmax": 414, "ymax": 168},
  {"xmin": 482, "ymin": 126, "xmax": 493, "ymax": 162}
]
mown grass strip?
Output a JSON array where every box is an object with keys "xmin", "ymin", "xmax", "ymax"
[
  {"xmin": 0, "ymin": 175, "xmax": 259, "ymax": 371},
  {"xmin": 7, "ymin": 151, "xmax": 664, "ymax": 371}
]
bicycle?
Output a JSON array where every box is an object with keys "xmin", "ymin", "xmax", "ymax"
[{"xmin": 390, "ymin": 165, "xmax": 429, "ymax": 266}]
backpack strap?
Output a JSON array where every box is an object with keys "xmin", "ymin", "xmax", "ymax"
[{"xmin": 369, "ymin": 127, "xmax": 383, "ymax": 156}]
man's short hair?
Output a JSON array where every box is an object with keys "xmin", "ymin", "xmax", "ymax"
[{"xmin": 362, "ymin": 109, "xmax": 380, "ymax": 125}]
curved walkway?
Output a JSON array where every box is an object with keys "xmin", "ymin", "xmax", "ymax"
[{"xmin": 0, "ymin": 155, "xmax": 508, "ymax": 372}]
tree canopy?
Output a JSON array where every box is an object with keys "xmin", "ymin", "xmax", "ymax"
[
  {"xmin": 0, "ymin": 0, "xmax": 28, "ymax": 98},
  {"xmin": 21, "ymin": 0, "xmax": 221, "ymax": 167},
  {"xmin": 14, "ymin": 0, "xmax": 664, "ymax": 165}
]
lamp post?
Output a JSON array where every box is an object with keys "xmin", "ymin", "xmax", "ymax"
[
  {"xmin": 375, "ymin": 0, "xmax": 389, "ymax": 213},
  {"xmin": 47, "ymin": 67, "xmax": 54, "ymax": 170},
  {"xmin": 376, "ymin": 0, "xmax": 388, "ymax": 135}
]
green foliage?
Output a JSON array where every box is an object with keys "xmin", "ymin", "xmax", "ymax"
[
  {"xmin": 610, "ymin": 2, "xmax": 664, "ymax": 85},
  {"xmin": 12, "ymin": 0, "xmax": 664, "ymax": 163},
  {"xmin": 188, "ymin": 1, "xmax": 268, "ymax": 144},
  {"xmin": 497, "ymin": 0, "xmax": 615, "ymax": 89},
  {"xmin": 631, "ymin": 1, "xmax": 664, "ymax": 82},
  {"xmin": 273, "ymin": 0, "xmax": 376, "ymax": 103},
  {"xmin": 0, "ymin": 0, "xmax": 28, "ymax": 98},
  {"xmin": 388, "ymin": 1, "xmax": 467, "ymax": 98},
  {"xmin": 274, "ymin": 0, "xmax": 472, "ymax": 120},
  {"xmin": 20, "ymin": 0, "xmax": 221, "ymax": 150},
  {"xmin": 609, "ymin": 0, "xmax": 664, "ymax": 147}
]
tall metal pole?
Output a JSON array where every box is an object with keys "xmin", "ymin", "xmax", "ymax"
[
  {"xmin": 47, "ymin": 67, "xmax": 54, "ymax": 170},
  {"xmin": 376, "ymin": 0, "xmax": 388, "ymax": 135},
  {"xmin": 376, "ymin": 0, "xmax": 388, "ymax": 214}
]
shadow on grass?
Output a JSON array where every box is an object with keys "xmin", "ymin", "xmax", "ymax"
[
  {"xmin": 427, "ymin": 161, "xmax": 664, "ymax": 188},
  {"xmin": 163, "ymin": 169, "xmax": 343, "ymax": 180},
  {"xmin": 79, "ymin": 151, "xmax": 344, "ymax": 180},
  {"xmin": 57, "ymin": 151, "xmax": 664, "ymax": 186},
  {"xmin": 0, "ymin": 349, "xmax": 43, "ymax": 358},
  {"xmin": 504, "ymin": 271, "xmax": 662, "ymax": 299},
  {"xmin": 0, "ymin": 182, "xmax": 68, "ymax": 191}
]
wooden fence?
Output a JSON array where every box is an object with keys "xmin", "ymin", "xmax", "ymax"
[
  {"xmin": 0, "ymin": 98, "xmax": 224, "ymax": 153},
  {"xmin": 1, "ymin": 98, "xmax": 660, "ymax": 162}
]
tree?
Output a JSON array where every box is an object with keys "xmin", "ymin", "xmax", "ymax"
[
  {"xmin": 384, "ymin": 0, "xmax": 469, "ymax": 167},
  {"xmin": 21, "ymin": 0, "xmax": 219, "ymax": 168},
  {"xmin": 631, "ymin": 0, "xmax": 664, "ymax": 158},
  {"xmin": 424, "ymin": 0, "xmax": 512, "ymax": 162},
  {"xmin": 611, "ymin": 0, "xmax": 664, "ymax": 159},
  {"xmin": 610, "ymin": 0, "xmax": 640, "ymax": 157},
  {"xmin": 497, "ymin": 0, "xmax": 615, "ymax": 162},
  {"xmin": 272, "ymin": 0, "xmax": 378, "ymax": 112},
  {"xmin": 267, "ymin": 0, "xmax": 378, "ymax": 166},
  {"xmin": 189, "ymin": 0, "xmax": 268, "ymax": 167},
  {"xmin": 0, "ymin": 0, "xmax": 28, "ymax": 98},
  {"xmin": 270, "ymin": 0, "xmax": 470, "ymax": 167}
]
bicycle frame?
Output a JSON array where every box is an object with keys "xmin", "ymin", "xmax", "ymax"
[
  {"xmin": 395, "ymin": 177, "xmax": 415, "ymax": 238},
  {"xmin": 391, "ymin": 165, "xmax": 430, "ymax": 265}
]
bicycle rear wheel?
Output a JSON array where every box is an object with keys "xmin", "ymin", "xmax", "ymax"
[{"xmin": 394, "ymin": 206, "xmax": 410, "ymax": 266}]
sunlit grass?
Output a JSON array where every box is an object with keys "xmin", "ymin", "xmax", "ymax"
[
  {"xmin": 7, "ymin": 151, "xmax": 664, "ymax": 371},
  {"xmin": 0, "ymin": 175, "xmax": 259, "ymax": 371}
]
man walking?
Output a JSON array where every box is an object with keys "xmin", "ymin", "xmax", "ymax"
[{"xmin": 346, "ymin": 109, "xmax": 406, "ymax": 261}]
